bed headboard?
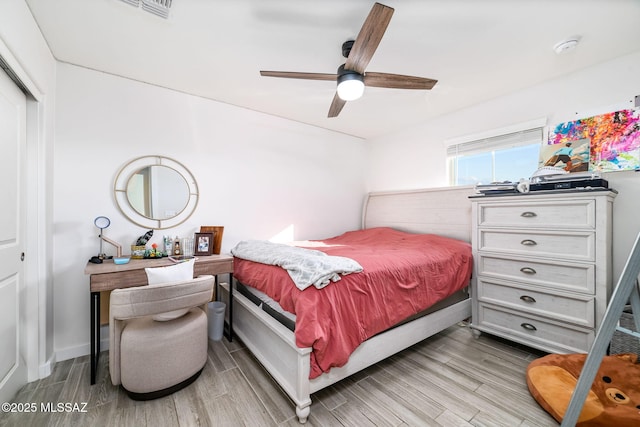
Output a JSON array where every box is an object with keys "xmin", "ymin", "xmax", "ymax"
[{"xmin": 362, "ymin": 185, "xmax": 476, "ymax": 243}]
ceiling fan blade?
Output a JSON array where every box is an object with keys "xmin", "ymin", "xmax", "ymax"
[
  {"xmin": 364, "ymin": 72, "xmax": 438, "ymax": 90},
  {"xmin": 344, "ymin": 3, "xmax": 394, "ymax": 74},
  {"xmin": 328, "ymin": 93, "xmax": 346, "ymax": 118},
  {"xmin": 260, "ymin": 71, "xmax": 337, "ymax": 81}
]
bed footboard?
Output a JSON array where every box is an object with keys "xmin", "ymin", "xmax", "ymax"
[
  {"xmin": 221, "ymin": 282, "xmax": 471, "ymax": 424},
  {"xmin": 308, "ymin": 296, "xmax": 471, "ymax": 393},
  {"xmin": 219, "ymin": 283, "xmax": 313, "ymax": 423}
]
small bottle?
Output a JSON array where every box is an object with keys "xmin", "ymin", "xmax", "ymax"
[
  {"xmin": 163, "ymin": 235, "xmax": 173, "ymax": 255},
  {"xmin": 174, "ymin": 237, "xmax": 181, "ymax": 255}
]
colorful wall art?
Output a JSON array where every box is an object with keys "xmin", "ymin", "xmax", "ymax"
[{"xmin": 548, "ymin": 109, "xmax": 640, "ymax": 171}]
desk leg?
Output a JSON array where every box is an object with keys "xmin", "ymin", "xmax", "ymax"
[{"xmin": 90, "ymin": 291, "xmax": 100, "ymax": 385}]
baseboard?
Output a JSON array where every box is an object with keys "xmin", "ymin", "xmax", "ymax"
[
  {"xmin": 38, "ymin": 352, "xmax": 56, "ymax": 378},
  {"xmin": 54, "ymin": 325, "xmax": 110, "ymax": 362},
  {"xmin": 55, "ymin": 343, "xmax": 88, "ymax": 362}
]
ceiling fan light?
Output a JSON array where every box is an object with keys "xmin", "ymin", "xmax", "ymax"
[{"xmin": 337, "ymin": 73, "xmax": 365, "ymax": 101}]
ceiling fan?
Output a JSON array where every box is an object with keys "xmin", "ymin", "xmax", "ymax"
[{"xmin": 260, "ymin": 2, "xmax": 438, "ymax": 118}]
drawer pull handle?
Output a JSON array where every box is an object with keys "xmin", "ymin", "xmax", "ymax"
[
  {"xmin": 520, "ymin": 295, "xmax": 537, "ymax": 303},
  {"xmin": 521, "ymin": 211, "xmax": 537, "ymax": 218},
  {"xmin": 521, "ymin": 239, "xmax": 537, "ymax": 246},
  {"xmin": 521, "ymin": 323, "xmax": 537, "ymax": 331},
  {"xmin": 520, "ymin": 267, "xmax": 537, "ymax": 275}
]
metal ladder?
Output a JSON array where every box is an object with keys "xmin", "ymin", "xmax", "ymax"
[{"xmin": 561, "ymin": 232, "xmax": 640, "ymax": 426}]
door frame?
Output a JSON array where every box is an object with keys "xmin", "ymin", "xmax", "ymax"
[{"xmin": 0, "ymin": 38, "xmax": 49, "ymax": 385}]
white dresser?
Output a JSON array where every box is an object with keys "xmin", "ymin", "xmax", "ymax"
[{"xmin": 470, "ymin": 190, "xmax": 616, "ymax": 353}]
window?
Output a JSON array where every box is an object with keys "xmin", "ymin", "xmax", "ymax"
[{"xmin": 447, "ymin": 127, "xmax": 543, "ymax": 185}]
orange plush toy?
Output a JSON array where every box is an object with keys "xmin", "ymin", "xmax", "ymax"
[{"xmin": 527, "ymin": 353, "xmax": 640, "ymax": 426}]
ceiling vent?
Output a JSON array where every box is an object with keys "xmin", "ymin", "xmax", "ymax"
[{"xmin": 118, "ymin": 0, "xmax": 172, "ymax": 19}]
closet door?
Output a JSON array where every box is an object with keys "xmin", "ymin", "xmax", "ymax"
[{"xmin": 0, "ymin": 66, "xmax": 27, "ymax": 402}]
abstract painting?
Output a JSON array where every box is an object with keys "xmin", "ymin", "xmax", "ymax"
[{"xmin": 548, "ymin": 109, "xmax": 640, "ymax": 171}]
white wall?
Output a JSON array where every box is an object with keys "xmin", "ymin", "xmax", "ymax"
[
  {"xmin": 0, "ymin": 0, "xmax": 57, "ymax": 381},
  {"xmin": 366, "ymin": 51, "xmax": 640, "ymax": 281},
  {"xmin": 53, "ymin": 63, "xmax": 367, "ymax": 359}
]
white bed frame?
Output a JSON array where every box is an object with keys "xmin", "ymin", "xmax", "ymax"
[{"xmin": 222, "ymin": 185, "xmax": 476, "ymax": 423}]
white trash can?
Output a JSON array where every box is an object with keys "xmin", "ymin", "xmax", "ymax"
[{"xmin": 208, "ymin": 301, "xmax": 226, "ymax": 341}]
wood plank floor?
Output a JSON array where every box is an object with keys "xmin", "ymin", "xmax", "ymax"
[{"xmin": 0, "ymin": 324, "xmax": 558, "ymax": 426}]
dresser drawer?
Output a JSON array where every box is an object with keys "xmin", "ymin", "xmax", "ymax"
[
  {"xmin": 477, "ymin": 229, "xmax": 595, "ymax": 262},
  {"xmin": 476, "ymin": 278, "xmax": 594, "ymax": 327},
  {"xmin": 477, "ymin": 255, "xmax": 595, "ymax": 294},
  {"xmin": 477, "ymin": 199, "xmax": 595, "ymax": 229},
  {"xmin": 476, "ymin": 303, "xmax": 593, "ymax": 353}
]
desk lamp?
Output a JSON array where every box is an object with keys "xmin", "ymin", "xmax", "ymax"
[{"xmin": 94, "ymin": 216, "xmax": 122, "ymax": 259}]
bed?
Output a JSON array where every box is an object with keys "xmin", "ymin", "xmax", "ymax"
[{"xmin": 221, "ymin": 185, "xmax": 476, "ymax": 423}]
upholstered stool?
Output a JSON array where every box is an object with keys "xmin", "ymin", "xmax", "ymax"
[
  {"xmin": 109, "ymin": 275, "xmax": 214, "ymax": 400},
  {"xmin": 119, "ymin": 308, "xmax": 208, "ymax": 399}
]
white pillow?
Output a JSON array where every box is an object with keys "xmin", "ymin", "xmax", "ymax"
[{"xmin": 145, "ymin": 259, "xmax": 195, "ymax": 321}]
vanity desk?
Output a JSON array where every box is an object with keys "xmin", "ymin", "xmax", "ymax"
[{"xmin": 85, "ymin": 254, "xmax": 234, "ymax": 385}]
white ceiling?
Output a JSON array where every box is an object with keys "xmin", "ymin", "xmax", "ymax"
[{"xmin": 25, "ymin": 0, "xmax": 640, "ymax": 139}]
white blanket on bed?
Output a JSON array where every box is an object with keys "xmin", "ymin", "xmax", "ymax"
[{"xmin": 231, "ymin": 240, "xmax": 363, "ymax": 290}]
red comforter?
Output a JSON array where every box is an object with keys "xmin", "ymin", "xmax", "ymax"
[{"xmin": 233, "ymin": 227, "xmax": 473, "ymax": 378}]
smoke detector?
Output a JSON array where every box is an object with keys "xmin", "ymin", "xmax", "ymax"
[{"xmin": 553, "ymin": 37, "xmax": 581, "ymax": 54}]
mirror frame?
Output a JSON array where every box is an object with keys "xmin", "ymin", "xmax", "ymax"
[{"xmin": 114, "ymin": 155, "xmax": 199, "ymax": 229}]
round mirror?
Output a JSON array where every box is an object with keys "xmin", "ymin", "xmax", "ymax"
[
  {"xmin": 126, "ymin": 165, "xmax": 189, "ymax": 220},
  {"xmin": 114, "ymin": 156, "xmax": 198, "ymax": 229}
]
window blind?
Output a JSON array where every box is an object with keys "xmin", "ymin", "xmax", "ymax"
[{"xmin": 447, "ymin": 127, "xmax": 543, "ymax": 157}]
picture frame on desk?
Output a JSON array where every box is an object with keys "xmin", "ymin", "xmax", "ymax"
[
  {"xmin": 194, "ymin": 232, "xmax": 214, "ymax": 256},
  {"xmin": 199, "ymin": 226, "xmax": 224, "ymax": 254}
]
